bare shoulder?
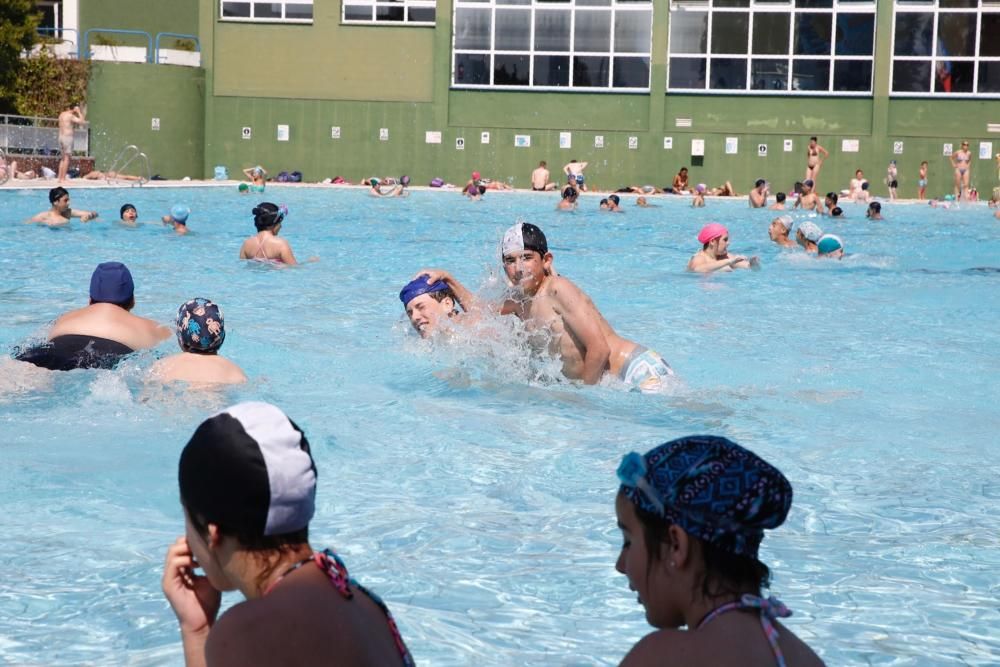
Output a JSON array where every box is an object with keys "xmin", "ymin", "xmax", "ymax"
[
  {"xmin": 205, "ymin": 602, "xmax": 275, "ymax": 666},
  {"xmin": 621, "ymin": 629, "xmax": 697, "ymax": 667}
]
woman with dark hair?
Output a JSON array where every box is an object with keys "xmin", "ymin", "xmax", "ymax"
[
  {"xmin": 162, "ymin": 402, "xmax": 415, "ymax": 667},
  {"xmin": 237, "ymin": 202, "xmax": 298, "ymax": 264},
  {"xmin": 614, "ymin": 435, "xmax": 824, "ymax": 666}
]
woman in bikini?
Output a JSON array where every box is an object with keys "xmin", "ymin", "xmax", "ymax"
[
  {"xmin": 163, "ymin": 402, "xmax": 415, "ymax": 667},
  {"xmin": 672, "ymin": 167, "xmax": 690, "ymax": 193},
  {"xmin": 950, "ymin": 141, "xmax": 972, "ymax": 201},
  {"xmin": 614, "ymin": 435, "xmax": 825, "ymax": 666},
  {"xmin": 804, "ymin": 137, "xmax": 829, "ymax": 185},
  {"xmin": 238, "ymin": 202, "xmax": 298, "ymax": 265}
]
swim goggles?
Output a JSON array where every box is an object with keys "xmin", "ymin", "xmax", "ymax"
[{"xmin": 616, "ymin": 452, "xmax": 665, "ymax": 515}]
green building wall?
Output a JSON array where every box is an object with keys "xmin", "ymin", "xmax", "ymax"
[
  {"xmin": 83, "ymin": 0, "xmax": 1000, "ymax": 196},
  {"xmin": 78, "ymin": 0, "xmax": 199, "ymax": 50}
]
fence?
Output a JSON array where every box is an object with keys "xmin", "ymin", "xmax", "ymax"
[
  {"xmin": 0, "ymin": 114, "xmax": 89, "ymax": 157},
  {"xmin": 32, "ymin": 28, "xmax": 201, "ymax": 67}
]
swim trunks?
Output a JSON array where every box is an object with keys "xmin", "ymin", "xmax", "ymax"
[
  {"xmin": 59, "ymin": 135, "xmax": 73, "ymax": 155},
  {"xmin": 251, "ymin": 184, "xmax": 265, "ymax": 193},
  {"xmin": 918, "ymin": 179, "xmax": 927, "ymax": 188},
  {"xmin": 888, "ymin": 179, "xmax": 898, "ymax": 188},
  {"xmin": 15, "ymin": 334, "xmax": 134, "ymax": 371},
  {"xmin": 619, "ymin": 345, "xmax": 674, "ymax": 393}
]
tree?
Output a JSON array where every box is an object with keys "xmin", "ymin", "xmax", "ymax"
[{"xmin": 0, "ymin": 0, "xmax": 40, "ymax": 113}]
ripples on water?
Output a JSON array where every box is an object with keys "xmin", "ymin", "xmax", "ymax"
[{"xmin": 0, "ymin": 188, "xmax": 998, "ymax": 665}]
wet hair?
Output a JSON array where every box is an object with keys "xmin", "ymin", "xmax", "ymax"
[
  {"xmin": 869, "ymin": 201, "xmax": 881, "ymax": 213},
  {"xmin": 600, "ymin": 198, "xmax": 609, "ymax": 207},
  {"xmin": 861, "ymin": 182, "xmax": 870, "ymax": 191},
  {"xmin": 810, "ymin": 136, "xmax": 818, "ymax": 142},
  {"xmin": 826, "ymin": 192, "xmax": 838, "ymax": 204},
  {"xmin": 775, "ymin": 192, "xmax": 786, "ymax": 203},
  {"xmin": 253, "ymin": 202, "xmax": 284, "ymax": 231},
  {"xmin": 793, "ymin": 181, "xmax": 803, "ymax": 195},
  {"xmin": 831, "ymin": 206, "xmax": 844, "ymax": 217},
  {"xmin": 563, "ymin": 186, "xmax": 578, "ymax": 199},
  {"xmin": 609, "ymin": 194, "xmax": 620, "ymax": 205},
  {"xmin": 49, "ymin": 186, "xmax": 69, "ymax": 204},
  {"xmin": 755, "ymin": 179, "xmax": 766, "ymax": 188},
  {"xmin": 631, "ymin": 499, "xmax": 771, "ymax": 600}
]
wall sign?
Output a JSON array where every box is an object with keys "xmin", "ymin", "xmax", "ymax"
[
  {"xmin": 725, "ymin": 137, "xmax": 738, "ymax": 154},
  {"xmin": 151, "ymin": 118, "xmax": 160, "ymax": 131},
  {"xmin": 663, "ymin": 137, "xmax": 673, "ymax": 150},
  {"xmin": 842, "ymin": 139, "xmax": 859, "ymax": 153},
  {"xmin": 276, "ymin": 124, "xmax": 289, "ymax": 142},
  {"xmin": 691, "ymin": 139, "xmax": 705, "ymax": 156},
  {"xmin": 379, "ymin": 128, "xmax": 389, "ymax": 141},
  {"xmin": 456, "ymin": 137, "xmax": 465, "ymax": 150},
  {"xmin": 757, "ymin": 143, "xmax": 767, "ymax": 157},
  {"xmin": 425, "ymin": 131, "xmax": 441, "ymax": 144},
  {"xmin": 241, "ymin": 126, "xmax": 252, "ymax": 140},
  {"xmin": 783, "ymin": 139, "xmax": 793, "ymax": 152},
  {"xmin": 481, "ymin": 131, "xmax": 490, "ymax": 144},
  {"xmin": 594, "ymin": 135, "xmax": 604, "ymax": 148},
  {"xmin": 893, "ymin": 141, "xmax": 904, "ymax": 154},
  {"xmin": 331, "ymin": 126, "xmax": 341, "ymax": 139},
  {"xmin": 628, "ymin": 136, "xmax": 638, "ymax": 150},
  {"xmin": 559, "ymin": 132, "xmax": 572, "ymax": 149},
  {"xmin": 515, "ymin": 134, "xmax": 531, "ymax": 148}
]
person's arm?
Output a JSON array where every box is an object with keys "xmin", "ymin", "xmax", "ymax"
[
  {"xmin": 242, "ymin": 167, "xmax": 254, "ymax": 179},
  {"xmin": 72, "ymin": 108, "xmax": 86, "ymax": 125},
  {"xmin": 279, "ymin": 241, "xmax": 298, "ymax": 266},
  {"xmin": 70, "ymin": 209, "xmax": 98, "ymax": 222},
  {"xmin": 688, "ymin": 254, "xmax": 746, "ymax": 273},
  {"xmin": 579, "ymin": 161, "xmax": 588, "ymax": 170},
  {"xmin": 818, "ymin": 144, "xmax": 829, "ymax": 159},
  {"xmin": 162, "ymin": 537, "xmax": 222, "ymax": 667},
  {"xmin": 551, "ymin": 282, "xmax": 610, "ymax": 384},
  {"xmin": 414, "ymin": 268, "xmax": 479, "ymax": 313},
  {"xmin": 562, "ymin": 163, "xmax": 572, "ymax": 175}
]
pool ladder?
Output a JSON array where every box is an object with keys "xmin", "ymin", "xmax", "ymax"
[{"xmin": 106, "ymin": 144, "xmax": 150, "ymax": 186}]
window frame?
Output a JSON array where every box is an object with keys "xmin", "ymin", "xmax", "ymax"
[
  {"xmin": 341, "ymin": 0, "xmax": 438, "ymax": 26},
  {"xmin": 666, "ymin": 0, "xmax": 877, "ymax": 96},
  {"xmin": 451, "ymin": 0, "xmax": 655, "ymax": 93},
  {"xmin": 219, "ymin": 0, "xmax": 314, "ymax": 24},
  {"xmin": 890, "ymin": 0, "xmax": 1000, "ymax": 97}
]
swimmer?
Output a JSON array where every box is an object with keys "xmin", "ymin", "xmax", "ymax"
[
  {"xmin": 238, "ymin": 182, "xmax": 251, "ymax": 194},
  {"xmin": 848, "ymin": 170, "xmax": 868, "ymax": 201},
  {"xmin": 805, "ymin": 135, "xmax": 829, "ymax": 184},
  {"xmin": 162, "ymin": 205, "xmax": 190, "ymax": 235},
  {"xmin": 607, "ymin": 194, "xmax": 623, "ymax": 212},
  {"xmin": 500, "ymin": 222, "xmax": 674, "ymax": 390},
  {"xmin": 635, "ymin": 196, "xmax": 658, "ymax": 208},
  {"xmin": 817, "ymin": 234, "xmax": 845, "ymax": 260},
  {"xmin": 563, "ymin": 159, "xmax": 588, "ymax": 191},
  {"xmin": 369, "ymin": 176, "xmax": 408, "ymax": 198},
  {"xmin": 830, "ymin": 206, "xmax": 845, "ymax": 218},
  {"xmin": 692, "ymin": 184, "xmax": 706, "ymax": 207},
  {"xmin": 918, "ymin": 161, "xmax": 928, "ymax": 200},
  {"xmin": 614, "ymin": 435, "xmax": 824, "ymax": 667},
  {"xmin": 749, "ymin": 179, "xmax": 769, "ymax": 208},
  {"xmin": 768, "ymin": 215, "xmax": 795, "ymax": 248},
  {"xmin": 794, "ymin": 179, "xmax": 823, "ymax": 213},
  {"xmin": 400, "ymin": 271, "xmax": 478, "ymax": 338},
  {"xmin": 824, "ymin": 192, "xmax": 838, "ymax": 212},
  {"xmin": 150, "ymin": 298, "xmax": 246, "ymax": 385},
  {"xmin": 866, "ymin": 201, "xmax": 883, "ymax": 220},
  {"xmin": 30, "ymin": 186, "xmax": 98, "ymax": 226},
  {"xmin": 558, "ymin": 185, "xmax": 578, "ymax": 211},
  {"xmin": 13, "ymin": 262, "xmax": 171, "ymax": 371},
  {"xmin": 886, "ymin": 160, "xmax": 899, "ymax": 201},
  {"xmin": 951, "ymin": 141, "xmax": 972, "ymax": 201},
  {"xmin": 463, "ymin": 171, "xmax": 484, "ymax": 197},
  {"xmin": 796, "ymin": 220, "xmax": 823, "ymax": 253},
  {"xmin": 119, "ymin": 203, "xmax": 138, "ymax": 227},
  {"xmin": 239, "ymin": 202, "xmax": 300, "ymax": 265},
  {"xmin": 242, "ymin": 165, "xmax": 267, "ymax": 192},
  {"xmin": 768, "ymin": 192, "xmax": 787, "ymax": 210},
  {"xmin": 162, "ymin": 402, "xmax": 415, "ymax": 667},
  {"xmin": 531, "ymin": 161, "xmax": 556, "ymax": 191},
  {"xmin": 600, "ymin": 198, "xmax": 610, "ymax": 210},
  {"xmin": 687, "ymin": 223, "xmax": 759, "ymax": 272},
  {"xmin": 672, "ymin": 167, "xmax": 690, "ymax": 193}
]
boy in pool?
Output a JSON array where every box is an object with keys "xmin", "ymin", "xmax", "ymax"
[
  {"xmin": 499, "ymin": 222, "xmax": 674, "ymax": 391},
  {"xmin": 150, "ymin": 298, "xmax": 246, "ymax": 385},
  {"xmin": 688, "ymin": 223, "xmax": 759, "ymax": 272},
  {"xmin": 119, "ymin": 203, "xmax": 138, "ymax": 227},
  {"xmin": 768, "ymin": 215, "xmax": 795, "ymax": 248},
  {"xmin": 30, "ymin": 186, "xmax": 98, "ymax": 226},
  {"xmin": 162, "ymin": 205, "xmax": 190, "ymax": 235},
  {"xmin": 817, "ymin": 234, "xmax": 845, "ymax": 260},
  {"xmin": 399, "ymin": 272, "xmax": 478, "ymax": 338},
  {"xmin": 796, "ymin": 220, "xmax": 823, "ymax": 253}
]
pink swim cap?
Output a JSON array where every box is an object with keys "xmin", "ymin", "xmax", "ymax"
[
  {"xmin": 472, "ymin": 171, "xmax": 481, "ymax": 179},
  {"xmin": 697, "ymin": 223, "xmax": 728, "ymax": 244}
]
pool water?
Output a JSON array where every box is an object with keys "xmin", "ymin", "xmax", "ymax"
[{"xmin": 1, "ymin": 185, "xmax": 998, "ymax": 666}]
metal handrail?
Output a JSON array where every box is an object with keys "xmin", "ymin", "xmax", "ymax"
[
  {"xmin": 35, "ymin": 27, "xmax": 79, "ymax": 59},
  {"xmin": 106, "ymin": 144, "xmax": 150, "ymax": 186},
  {"xmin": 82, "ymin": 29, "xmax": 153, "ymax": 63},
  {"xmin": 153, "ymin": 32, "xmax": 201, "ymax": 64}
]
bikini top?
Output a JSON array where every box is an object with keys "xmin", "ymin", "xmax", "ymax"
[
  {"xmin": 264, "ymin": 548, "xmax": 415, "ymax": 666},
  {"xmin": 697, "ymin": 594, "xmax": 792, "ymax": 667}
]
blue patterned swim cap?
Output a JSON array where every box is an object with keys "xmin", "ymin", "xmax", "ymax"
[
  {"xmin": 617, "ymin": 435, "xmax": 793, "ymax": 559},
  {"xmin": 176, "ymin": 298, "xmax": 226, "ymax": 353}
]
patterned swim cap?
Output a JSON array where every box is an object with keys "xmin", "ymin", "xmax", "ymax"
[
  {"xmin": 176, "ymin": 298, "xmax": 226, "ymax": 353},
  {"xmin": 617, "ymin": 435, "xmax": 793, "ymax": 559}
]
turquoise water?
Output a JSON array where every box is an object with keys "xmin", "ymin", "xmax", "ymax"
[{"xmin": 1, "ymin": 185, "xmax": 998, "ymax": 665}]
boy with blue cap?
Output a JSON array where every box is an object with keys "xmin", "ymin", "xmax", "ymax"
[
  {"xmin": 399, "ymin": 271, "xmax": 477, "ymax": 338},
  {"xmin": 14, "ymin": 262, "xmax": 171, "ymax": 371},
  {"xmin": 162, "ymin": 205, "xmax": 190, "ymax": 235}
]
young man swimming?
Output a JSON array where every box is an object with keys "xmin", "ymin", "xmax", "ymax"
[
  {"xmin": 30, "ymin": 187, "xmax": 98, "ymax": 226},
  {"xmin": 687, "ymin": 223, "xmax": 759, "ymax": 272},
  {"xmin": 499, "ymin": 222, "xmax": 673, "ymax": 391},
  {"xmin": 399, "ymin": 272, "xmax": 477, "ymax": 338},
  {"xmin": 768, "ymin": 215, "xmax": 796, "ymax": 248}
]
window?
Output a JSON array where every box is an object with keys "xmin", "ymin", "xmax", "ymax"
[
  {"xmin": 667, "ymin": 0, "xmax": 875, "ymax": 94},
  {"xmin": 220, "ymin": 1, "xmax": 313, "ymax": 22},
  {"xmin": 343, "ymin": 0, "xmax": 436, "ymax": 25},
  {"xmin": 891, "ymin": 0, "xmax": 1000, "ymax": 95},
  {"xmin": 452, "ymin": 0, "xmax": 653, "ymax": 91}
]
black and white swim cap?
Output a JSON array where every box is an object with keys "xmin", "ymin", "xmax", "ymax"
[
  {"xmin": 501, "ymin": 222, "xmax": 548, "ymax": 257},
  {"xmin": 179, "ymin": 402, "xmax": 317, "ymax": 537}
]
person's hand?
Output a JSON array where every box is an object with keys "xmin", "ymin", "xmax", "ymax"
[
  {"xmin": 730, "ymin": 255, "xmax": 748, "ymax": 267},
  {"xmin": 162, "ymin": 536, "xmax": 222, "ymax": 635},
  {"xmin": 413, "ymin": 268, "xmax": 450, "ymax": 284},
  {"xmin": 82, "ymin": 211, "xmax": 98, "ymax": 222},
  {"xmin": 748, "ymin": 256, "xmax": 761, "ymax": 270}
]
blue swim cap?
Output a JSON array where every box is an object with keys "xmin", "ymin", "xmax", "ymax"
[
  {"xmin": 90, "ymin": 261, "xmax": 134, "ymax": 304},
  {"xmin": 171, "ymin": 204, "xmax": 190, "ymax": 223},
  {"xmin": 399, "ymin": 276, "xmax": 449, "ymax": 307},
  {"xmin": 817, "ymin": 234, "xmax": 844, "ymax": 255}
]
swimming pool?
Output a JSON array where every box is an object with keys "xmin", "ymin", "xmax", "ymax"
[{"xmin": 1, "ymin": 185, "xmax": 998, "ymax": 665}]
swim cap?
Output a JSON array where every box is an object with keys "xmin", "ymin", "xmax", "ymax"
[
  {"xmin": 562, "ymin": 186, "xmax": 577, "ymax": 199},
  {"xmin": 89, "ymin": 261, "xmax": 134, "ymax": 304},
  {"xmin": 869, "ymin": 202, "xmax": 882, "ymax": 212},
  {"xmin": 179, "ymin": 402, "xmax": 317, "ymax": 537},
  {"xmin": 400, "ymin": 175, "xmax": 410, "ymax": 186},
  {"xmin": 120, "ymin": 203, "xmax": 136, "ymax": 218},
  {"xmin": 472, "ymin": 171, "xmax": 481, "ymax": 180},
  {"xmin": 238, "ymin": 183, "xmax": 249, "ymax": 193},
  {"xmin": 502, "ymin": 222, "xmax": 548, "ymax": 257},
  {"xmin": 774, "ymin": 215, "xmax": 793, "ymax": 230},
  {"xmin": 617, "ymin": 435, "xmax": 792, "ymax": 559},
  {"xmin": 176, "ymin": 297, "xmax": 226, "ymax": 353},
  {"xmin": 797, "ymin": 220, "xmax": 823, "ymax": 242},
  {"xmin": 696, "ymin": 183, "xmax": 706, "ymax": 193},
  {"xmin": 697, "ymin": 222, "xmax": 728, "ymax": 244},
  {"xmin": 253, "ymin": 202, "xmax": 285, "ymax": 230},
  {"xmin": 170, "ymin": 204, "xmax": 190, "ymax": 224},
  {"xmin": 817, "ymin": 234, "xmax": 844, "ymax": 255},
  {"xmin": 399, "ymin": 276, "xmax": 450, "ymax": 307},
  {"xmin": 48, "ymin": 186, "xmax": 68, "ymax": 204},
  {"xmin": 369, "ymin": 178, "xmax": 380, "ymax": 188}
]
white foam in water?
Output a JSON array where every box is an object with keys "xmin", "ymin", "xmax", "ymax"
[{"xmin": 1, "ymin": 188, "xmax": 999, "ymax": 665}]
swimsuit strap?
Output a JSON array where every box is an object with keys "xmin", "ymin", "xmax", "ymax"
[
  {"xmin": 255, "ymin": 235, "xmax": 269, "ymax": 260},
  {"xmin": 697, "ymin": 594, "xmax": 792, "ymax": 667}
]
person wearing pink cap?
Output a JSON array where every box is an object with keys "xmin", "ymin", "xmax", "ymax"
[
  {"xmin": 687, "ymin": 223, "xmax": 759, "ymax": 273},
  {"xmin": 463, "ymin": 171, "xmax": 487, "ymax": 199}
]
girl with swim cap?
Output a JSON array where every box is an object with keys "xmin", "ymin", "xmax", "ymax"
[
  {"xmin": 238, "ymin": 203, "xmax": 299, "ymax": 265},
  {"xmin": 614, "ymin": 436, "xmax": 825, "ymax": 667},
  {"xmin": 163, "ymin": 402, "xmax": 415, "ymax": 666}
]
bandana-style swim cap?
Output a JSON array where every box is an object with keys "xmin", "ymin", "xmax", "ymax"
[
  {"xmin": 176, "ymin": 297, "xmax": 226, "ymax": 353},
  {"xmin": 617, "ymin": 435, "xmax": 793, "ymax": 559},
  {"xmin": 797, "ymin": 221, "xmax": 823, "ymax": 242}
]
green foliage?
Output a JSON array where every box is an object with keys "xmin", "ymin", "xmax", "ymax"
[
  {"xmin": 93, "ymin": 33, "xmax": 125, "ymax": 47},
  {"xmin": 173, "ymin": 38, "xmax": 197, "ymax": 52},
  {"xmin": 13, "ymin": 52, "xmax": 91, "ymax": 118},
  {"xmin": 0, "ymin": 0, "xmax": 41, "ymax": 113}
]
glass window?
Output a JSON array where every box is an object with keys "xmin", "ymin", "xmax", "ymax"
[
  {"xmin": 669, "ymin": 12, "xmax": 708, "ymax": 54},
  {"xmin": 668, "ymin": 57, "xmax": 707, "ymax": 88},
  {"xmin": 710, "ymin": 58, "xmax": 747, "ymax": 88},
  {"xmin": 794, "ymin": 14, "xmax": 831, "ymax": 56},
  {"xmin": 894, "ymin": 13, "xmax": 932, "ymax": 56},
  {"xmin": 982, "ymin": 14, "xmax": 1000, "ymax": 57},
  {"xmin": 711, "ymin": 13, "xmax": 749, "ymax": 55},
  {"xmin": 979, "ymin": 61, "xmax": 1000, "ymax": 93},
  {"xmin": 937, "ymin": 14, "xmax": 976, "ymax": 57},
  {"xmin": 751, "ymin": 58, "xmax": 788, "ymax": 89},
  {"xmin": 792, "ymin": 59, "xmax": 830, "ymax": 90},
  {"xmin": 455, "ymin": 53, "xmax": 490, "ymax": 84},
  {"xmin": 453, "ymin": 0, "xmax": 652, "ymax": 90},
  {"xmin": 833, "ymin": 60, "xmax": 872, "ymax": 91},
  {"xmin": 752, "ymin": 13, "xmax": 790, "ymax": 55},
  {"xmin": 343, "ymin": 0, "xmax": 435, "ymax": 24},
  {"xmin": 892, "ymin": 60, "xmax": 931, "ymax": 92},
  {"xmin": 220, "ymin": 0, "xmax": 313, "ymax": 21},
  {"xmin": 835, "ymin": 14, "xmax": 873, "ymax": 56}
]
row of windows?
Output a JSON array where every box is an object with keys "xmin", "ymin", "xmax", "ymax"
[{"xmin": 217, "ymin": 0, "xmax": 1000, "ymax": 96}]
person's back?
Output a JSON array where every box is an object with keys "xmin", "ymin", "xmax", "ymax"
[
  {"xmin": 50, "ymin": 302, "xmax": 168, "ymax": 351},
  {"xmin": 239, "ymin": 203, "xmax": 298, "ymax": 264},
  {"xmin": 151, "ymin": 298, "xmax": 246, "ymax": 385}
]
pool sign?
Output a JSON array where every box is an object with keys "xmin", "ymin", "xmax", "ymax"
[
  {"xmin": 980, "ymin": 141, "xmax": 992, "ymax": 159},
  {"xmin": 514, "ymin": 134, "xmax": 531, "ymax": 148},
  {"xmin": 559, "ymin": 132, "xmax": 572, "ymax": 149},
  {"xmin": 628, "ymin": 136, "xmax": 638, "ymax": 150},
  {"xmin": 757, "ymin": 143, "xmax": 767, "ymax": 157},
  {"xmin": 725, "ymin": 137, "xmax": 738, "ymax": 154},
  {"xmin": 455, "ymin": 137, "xmax": 465, "ymax": 150},
  {"xmin": 276, "ymin": 124, "xmax": 289, "ymax": 142},
  {"xmin": 691, "ymin": 139, "xmax": 705, "ymax": 157},
  {"xmin": 783, "ymin": 139, "xmax": 793, "ymax": 152},
  {"xmin": 663, "ymin": 137, "xmax": 673, "ymax": 150},
  {"xmin": 594, "ymin": 135, "xmax": 604, "ymax": 149},
  {"xmin": 379, "ymin": 128, "xmax": 389, "ymax": 141},
  {"xmin": 481, "ymin": 131, "xmax": 490, "ymax": 144},
  {"xmin": 331, "ymin": 126, "xmax": 341, "ymax": 139},
  {"xmin": 893, "ymin": 141, "xmax": 904, "ymax": 154},
  {"xmin": 942, "ymin": 143, "xmax": 953, "ymax": 156},
  {"xmin": 425, "ymin": 131, "xmax": 441, "ymax": 144},
  {"xmin": 842, "ymin": 139, "xmax": 859, "ymax": 153},
  {"xmin": 241, "ymin": 126, "xmax": 252, "ymax": 140},
  {"xmin": 151, "ymin": 117, "xmax": 160, "ymax": 131}
]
